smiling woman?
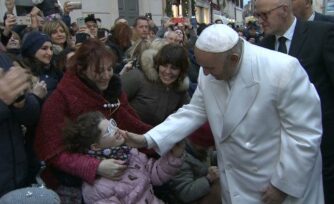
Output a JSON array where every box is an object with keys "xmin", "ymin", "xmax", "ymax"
[
  {"xmin": 14, "ymin": 31, "xmax": 64, "ymax": 193},
  {"xmin": 43, "ymin": 20, "xmax": 70, "ymax": 50},
  {"xmin": 20, "ymin": 31, "xmax": 63, "ymax": 98},
  {"xmin": 121, "ymin": 42, "xmax": 190, "ymax": 126}
]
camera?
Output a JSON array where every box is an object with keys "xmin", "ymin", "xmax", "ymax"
[
  {"xmin": 97, "ymin": 29, "xmax": 106, "ymax": 39},
  {"xmin": 67, "ymin": 1, "xmax": 82, "ymax": 9},
  {"xmin": 145, "ymin": 13, "xmax": 152, "ymax": 20},
  {"xmin": 75, "ymin": 32, "xmax": 90, "ymax": 44}
]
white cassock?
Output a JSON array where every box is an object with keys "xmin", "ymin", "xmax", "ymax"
[{"xmin": 145, "ymin": 41, "xmax": 324, "ymax": 204}]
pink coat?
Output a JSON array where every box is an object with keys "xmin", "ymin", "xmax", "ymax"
[{"xmin": 82, "ymin": 148, "xmax": 183, "ymax": 204}]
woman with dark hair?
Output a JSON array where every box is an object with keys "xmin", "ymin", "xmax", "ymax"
[
  {"xmin": 106, "ymin": 22, "xmax": 133, "ymax": 74},
  {"xmin": 20, "ymin": 31, "xmax": 61, "ymax": 98},
  {"xmin": 122, "ymin": 42, "xmax": 190, "ymax": 202},
  {"xmin": 121, "ymin": 42, "xmax": 190, "ymax": 127},
  {"xmin": 53, "ymin": 47, "xmax": 75, "ymax": 72},
  {"xmin": 109, "ymin": 23, "xmax": 132, "ymax": 49},
  {"xmin": 34, "ymin": 38, "xmax": 151, "ymax": 203},
  {"xmin": 18, "ymin": 31, "xmax": 55, "ymax": 186},
  {"xmin": 121, "ymin": 42, "xmax": 214, "ymax": 202},
  {"xmin": 174, "ymin": 28, "xmax": 187, "ymax": 46}
]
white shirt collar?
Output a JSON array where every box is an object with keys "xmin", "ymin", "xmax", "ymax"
[
  {"xmin": 308, "ymin": 11, "xmax": 315, "ymax": 21},
  {"xmin": 276, "ymin": 17, "xmax": 296, "ymax": 41}
]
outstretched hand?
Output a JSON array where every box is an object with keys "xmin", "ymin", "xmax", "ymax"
[{"xmin": 122, "ymin": 131, "xmax": 147, "ymax": 148}]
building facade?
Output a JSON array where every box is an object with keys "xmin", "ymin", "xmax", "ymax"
[{"xmin": 0, "ymin": 0, "xmax": 246, "ymax": 29}]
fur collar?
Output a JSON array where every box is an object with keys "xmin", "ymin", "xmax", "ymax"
[{"xmin": 140, "ymin": 48, "xmax": 190, "ymax": 92}]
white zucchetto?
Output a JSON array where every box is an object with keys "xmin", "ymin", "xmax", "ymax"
[{"xmin": 195, "ymin": 24, "xmax": 239, "ymax": 53}]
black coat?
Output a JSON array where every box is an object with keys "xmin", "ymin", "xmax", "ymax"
[
  {"xmin": 0, "ymin": 54, "xmax": 41, "ymax": 196},
  {"xmin": 314, "ymin": 11, "xmax": 334, "ymax": 23}
]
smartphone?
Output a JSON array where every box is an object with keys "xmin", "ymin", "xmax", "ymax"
[
  {"xmin": 76, "ymin": 17, "xmax": 85, "ymax": 28},
  {"xmin": 16, "ymin": 16, "xmax": 31, "ymax": 26},
  {"xmin": 67, "ymin": 1, "xmax": 82, "ymax": 9},
  {"xmin": 97, "ymin": 29, "xmax": 106, "ymax": 39},
  {"xmin": 75, "ymin": 32, "xmax": 90, "ymax": 44}
]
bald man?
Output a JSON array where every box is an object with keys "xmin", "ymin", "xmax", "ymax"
[
  {"xmin": 164, "ymin": 31, "xmax": 179, "ymax": 44},
  {"xmin": 257, "ymin": 0, "xmax": 334, "ymax": 203},
  {"xmin": 292, "ymin": 0, "xmax": 334, "ymax": 22}
]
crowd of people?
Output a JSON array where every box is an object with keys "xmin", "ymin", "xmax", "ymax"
[{"xmin": 0, "ymin": 0, "xmax": 333, "ymax": 203}]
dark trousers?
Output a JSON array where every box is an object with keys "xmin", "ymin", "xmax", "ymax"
[{"xmin": 322, "ymin": 120, "xmax": 334, "ymax": 204}]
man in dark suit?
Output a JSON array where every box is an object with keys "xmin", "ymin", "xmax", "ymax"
[
  {"xmin": 292, "ymin": 0, "xmax": 334, "ymax": 23},
  {"xmin": 256, "ymin": 0, "xmax": 334, "ymax": 203}
]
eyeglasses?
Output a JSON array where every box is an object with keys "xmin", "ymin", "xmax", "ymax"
[
  {"xmin": 254, "ymin": 5, "xmax": 285, "ymax": 20},
  {"xmin": 102, "ymin": 119, "xmax": 118, "ymax": 138}
]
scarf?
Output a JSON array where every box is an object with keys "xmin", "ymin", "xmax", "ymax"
[{"xmin": 87, "ymin": 145, "xmax": 131, "ymax": 162}]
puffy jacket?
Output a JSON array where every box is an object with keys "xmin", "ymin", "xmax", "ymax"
[{"xmin": 82, "ymin": 148, "xmax": 183, "ymax": 204}]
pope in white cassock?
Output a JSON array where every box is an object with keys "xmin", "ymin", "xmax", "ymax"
[{"xmin": 125, "ymin": 24, "xmax": 324, "ymax": 204}]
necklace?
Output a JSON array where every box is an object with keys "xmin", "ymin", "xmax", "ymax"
[
  {"xmin": 103, "ymin": 99, "xmax": 120, "ymax": 108},
  {"xmin": 103, "ymin": 99, "xmax": 120, "ymax": 115}
]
